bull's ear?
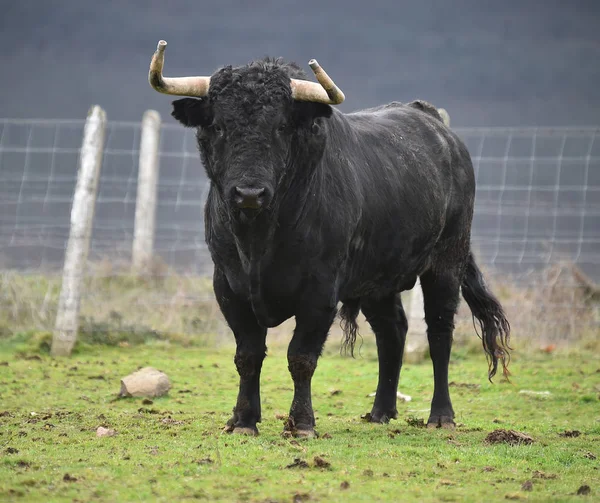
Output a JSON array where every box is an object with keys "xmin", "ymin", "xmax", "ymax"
[
  {"xmin": 171, "ymin": 98, "xmax": 211, "ymax": 128},
  {"xmin": 293, "ymin": 101, "xmax": 333, "ymax": 127}
]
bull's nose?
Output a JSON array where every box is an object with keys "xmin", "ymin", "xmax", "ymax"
[{"xmin": 234, "ymin": 186, "xmax": 266, "ymax": 209}]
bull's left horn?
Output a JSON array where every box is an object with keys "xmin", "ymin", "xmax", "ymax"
[
  {"xmin": 290, "ymin": 59, "xmax": 345, "ymax": 105},
  {"xmin": 148, "ymin": 40, "xmax": 210, "ymax": 97}
]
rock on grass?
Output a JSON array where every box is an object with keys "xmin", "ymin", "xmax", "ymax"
[{"xmin": 119, "ymin": 367, "xmax": 171, "ymax": 398}]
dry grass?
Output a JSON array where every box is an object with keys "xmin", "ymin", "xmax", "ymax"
[{"xmin": 1, "ymin": 260, "xmax": 597, "ymax": 353}]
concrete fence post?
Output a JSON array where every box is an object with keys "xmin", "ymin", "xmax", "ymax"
[
  {"xmin": 132, "ymin": 110, "xmax": 161, "ymax": 272},
  {"xmin": 52, "ymin": 106, "xmax": 106, "ymax": 357},
  {"xmin": 406, "ymin": 277, "xmax": 428, "ymax": 354}
]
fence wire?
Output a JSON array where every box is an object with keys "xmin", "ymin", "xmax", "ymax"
[{"xmin": 0, "ymin": 119, "xmax": 598, "ymax": 342}]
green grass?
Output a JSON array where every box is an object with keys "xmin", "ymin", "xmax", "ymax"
[{"xmin": 0, "ymin": 336, "xmax": 599, "ymax": 502}]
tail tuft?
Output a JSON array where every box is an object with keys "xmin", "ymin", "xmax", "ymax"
[
  {"xmin": 461, "ymin": 252, "xmax": 512, "ymax": 381},
  {"xmin": 339, "ymin": 299, "xmax": 361, "ymax": 357}
]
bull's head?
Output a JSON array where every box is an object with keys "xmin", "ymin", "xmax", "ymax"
[{"xmin": 148, "ymin": 41, "xmax": 344, "ymax": 217}]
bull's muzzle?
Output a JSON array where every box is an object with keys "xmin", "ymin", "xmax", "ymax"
[{"xmin": 233, "ymin": 186, "xmax": 267, "ymax": 210}]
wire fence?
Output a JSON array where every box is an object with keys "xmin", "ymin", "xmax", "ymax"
[{"xmin": 0, "ymin": 116, "xmax": 598, "ymax": 346}]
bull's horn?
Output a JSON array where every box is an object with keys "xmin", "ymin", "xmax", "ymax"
[
  {"xmin": 290, "ymin": 59, "xmax": 345, "ymax": 105},
  {"xmin": 148, "ymin": 40, "xmax": 210, "ymax": 97}
]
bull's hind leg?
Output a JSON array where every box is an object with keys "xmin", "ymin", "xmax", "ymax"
[
  {"xmin": 420, "ymin": 268, "xmax": 461, "ymax": 429},
  {"xmin": 362, "ymin": 294, "xmax": 408, "ymax": 423},
  {"xmin": 213, "ymin": 269, "xmax": 267, "ymax": 436}
]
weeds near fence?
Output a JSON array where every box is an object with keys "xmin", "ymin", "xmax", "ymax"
[{"xmin": 1, "ymin": 260, "xmax": 598, "ymax": 353}]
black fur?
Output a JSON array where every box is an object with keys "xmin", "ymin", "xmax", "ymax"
[{"xmin": 170, "ymin": 57, "xmax": 511, "ymax": 434}]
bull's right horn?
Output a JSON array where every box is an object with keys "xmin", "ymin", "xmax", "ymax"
[{"xmin": 148, "ymin": 40, "xmax": 211, "ymax": 97}]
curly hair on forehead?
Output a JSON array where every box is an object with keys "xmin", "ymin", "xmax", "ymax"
[{"xmin": 207, "ymin": 57, "xmax": 311, "ymax": 107}]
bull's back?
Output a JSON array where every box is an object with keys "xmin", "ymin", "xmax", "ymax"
[{"xmin": 337, "ymin": 104, "xmax": 475, "ymax": 297}]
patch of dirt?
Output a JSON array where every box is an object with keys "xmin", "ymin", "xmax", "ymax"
[
  {"xmin": 363, "ymin": 469, "xmax": 374, "ymax": 477},
  {"xmin": 521, "ymin": 480, "xmax": 533, "ymax": 491},
  {"xmin": 583, "ymin": 451, "xmax": 597, "ymax": 460},
  {"xmin": 340, "ymin": 481, "xmax": 350, "ymax": 490},
  {"xmin": 321, "ymin": 433, "xmax": 332, "ymax": 439},
  {"xmin": 313, "ymin": 456, "xmax": 330, "ymax": 469},
  {"xmin": 532, "ymin": 470, "xmax": 557, "ymax": 480},
  {"xmin": 16, "ymin": 461, "xmax": 31, "ymax": 469},
  {"xmin": 63, "ymin": 474, "xmax": 78, "ymax": 482},
  {"xmin": 559, "ymin": 430, "xmax": 581, "ymax": 438},
  {"xmin": 194, "ymin": 457, "xmax": 213, "ymax": 465},
  {"xmin": 329, "ymin": 389, "xmax": 342, "ymax": 396},
  {"xmin": 577, "ymin": 485, "xmax": 591, "ymax": 496},
  {"xmin": 405, "ymin": 416, "xmax": 426, "ymax": 428},
  {"xmin": 292, "ymin": 493, "xmax": 310, "ymax": 503},
  {"xmin": 482, "ymin": 466, "xmax": 496, "ymax": 472},
  {"xmin": 505, "ymin": 493, "xmax": 525, "ymax": 500},
  {"xmin": 286, "ymin": 458, "xmax": 309, "ymax": 469},
  {"xmin": 0, "ymin": 411, "xmax": 12, "ymax": 417},
  {"xmin": 5, "ymin": 447, "xmax": 19, "ymax": 454},
  {"xmin": 142, "ymin": 399, "xmax": 153, "ymax": 405},
  {"xmin": 485, "ymin": 429, "xmax": 534, "ymax": 445},
  {"xmin": 160, "ymin": 416, "xmax": 184, "ymax": 425},
  {"xmin": 137, "ymin": 407, "xmax": 161, "ymax": 414}
]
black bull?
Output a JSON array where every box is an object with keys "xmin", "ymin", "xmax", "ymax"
[{"xmin": 168, "ymin": 58, "xmax": 511, "ymax": 437}]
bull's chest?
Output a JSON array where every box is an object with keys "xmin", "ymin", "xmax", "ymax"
[{"xmin": 223, "ymin": 253, "xmax": 304, "ymax": 317}]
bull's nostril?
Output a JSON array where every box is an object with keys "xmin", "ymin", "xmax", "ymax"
[{"xmin": 233, "ymin": 186, "xmax": 266, "ymax": 209}]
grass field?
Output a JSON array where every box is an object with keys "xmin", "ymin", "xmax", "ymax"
[{"xmin": 0, "ymin": 335, "xmax": 599, "ymax": 502}]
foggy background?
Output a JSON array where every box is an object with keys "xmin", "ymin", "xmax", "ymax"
[{"xmin": 1, "ymin": 0, "xmax": 599, "ymax": 126}]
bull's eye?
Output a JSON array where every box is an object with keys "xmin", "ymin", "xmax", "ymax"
[
  {"xmin": 213, "ymin": 124, "xmax": 224, "ymax": 136},
  {"xmin": 276, "ymin": 123, "xmax": 288, "ymax": 134},
  {"xmin": 311, "ymin": 120, "xmax": 320, "ymax": 134}
]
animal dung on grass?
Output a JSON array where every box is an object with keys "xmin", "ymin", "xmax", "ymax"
[
  {"xmin": 484, "ymin": 429, "xmax": 534, "ymax": 445},
  {"xmin": 119, "ymin": 367, "xmax": 171, "ymax": 398}
]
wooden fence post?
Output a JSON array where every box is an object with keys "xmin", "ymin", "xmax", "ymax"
[
  {"xmin": 132, "ymin": 110, "xmax": 161, "ymax": 272},
  {"xmin": 51, "ymin": 106, "xmax": 106, "ymax": 356}
]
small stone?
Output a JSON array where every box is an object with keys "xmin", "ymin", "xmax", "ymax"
[
  {"xmin": 96, "ymin": 426, "xmax": 116, "ymax": 437},
  {"xmin": 119, "ymin": 367, "xmax": 171, "ymax": 398}
]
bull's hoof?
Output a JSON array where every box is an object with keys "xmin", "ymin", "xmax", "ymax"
[
  {"xmin": 364, "ymin": 409, "xmax": 398, "ymax": 424},
  {"xmin": 361, "ymin": 410, "xmax": 397, "ymax": 424},
  {"xmin": 223, "ymin": 418, "xmax": 259, "ymax": 436},
  {"xmin": 426, "ymin": 415, "xmax": 456, "ymax": 430},
  {"xmin": 282, "ymin": 419, "xmax": 317, "ymax": 439},
  {"xmin": 282, "ymin": 428, "xmax": 316, "ymax": 439},
  {"xmin": 294, "ymin": 428, "xmax": 316, "ymax": 439},
  {"xmin": 232, "ymin": 426, "xmax": 259, "ymax": 436}
]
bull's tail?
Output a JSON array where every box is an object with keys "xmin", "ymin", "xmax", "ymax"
[
  {"xmin": 340, "ymin": 299, "xmax": 361, "ymax": 357},
  {"xmin": 461, "ymin": 251, "xmax": 511, "ymax": 381}
]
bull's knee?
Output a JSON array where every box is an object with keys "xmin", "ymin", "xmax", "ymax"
[
  {"xmin": 234, "ymin": 351, "xmax": 265, "ymax": 378},
  {"xmin": 287, "ymin": 354, "xmax": 317, "ymax": 382}
]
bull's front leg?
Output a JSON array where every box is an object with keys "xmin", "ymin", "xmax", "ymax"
[
  {"xmin": 214, "ymin": 269, "xmax": 267, "ymax": 436},
  {"xmin": 285, "ymin": 300, "xmax": 337, "ymax": 438}
]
